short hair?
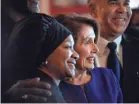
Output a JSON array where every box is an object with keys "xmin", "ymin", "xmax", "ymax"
[{"xmin": 55, "ymin": 14, "xmax": 100, "ymax": 43}]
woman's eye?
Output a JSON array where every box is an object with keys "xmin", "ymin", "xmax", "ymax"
[
  {"xmin": 85, "ymin": 39, "xmax": 92, "ymax": 44},
  {"xmin": 65, "ymin": 46, "xmax": 72, "ymax": 49},
  {"xmin": 124, "ymin": 2, "xmax": 129, "ymax": 6},
  {"xmin": 109, "ymin": 1, "xmax": 117, "ymax": 5}
]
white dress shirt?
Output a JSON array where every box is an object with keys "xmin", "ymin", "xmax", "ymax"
[{"xmin": 95, "ymin": 36, "xmax": 123, "ymax": 68}]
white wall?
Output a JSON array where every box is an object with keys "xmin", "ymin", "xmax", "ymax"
[{"xmin": 130, "ymin": 0, "xmax": 139, "ymax": 8}]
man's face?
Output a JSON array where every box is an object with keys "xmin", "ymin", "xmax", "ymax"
[
  {"xmin": 89, "ymin": 0, "xmax": 132, "ymax": 40},
  {"xmin": 27, "ymin": 0, "xmax": 40, "ymax": 13}
]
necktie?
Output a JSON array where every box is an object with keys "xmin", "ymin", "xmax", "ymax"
[{"xmin": 107, "ymin": 42, "xmax": 120, "ymax": 83}]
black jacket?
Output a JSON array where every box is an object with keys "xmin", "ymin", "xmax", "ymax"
[{"xmin": 121, "ymin": 34, "xmax": 139, "ymax": 103}]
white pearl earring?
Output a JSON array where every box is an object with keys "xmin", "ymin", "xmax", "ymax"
[{"xmin": 45, "ymin": 61, "xmax": 48, "ymax": 64}]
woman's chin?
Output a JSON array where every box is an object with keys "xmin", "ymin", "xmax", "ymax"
[
  {"xmin": 84, "ymin": 64, "xmax": 94, "ymax": 70},
  {"xmin": 70, "ymin": 69, "xmax": 76, "ymax": 77}
]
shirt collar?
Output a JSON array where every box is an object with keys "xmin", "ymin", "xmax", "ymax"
[
  {"xmin": 114, "ymin": 35, "xmax": 122, "ymax": 53},
  {"xmin": 97, "ymin": 36, "xmax": 122, "ymax": 55}
]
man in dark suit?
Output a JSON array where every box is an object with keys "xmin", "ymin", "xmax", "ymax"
[
  {"xmin": 1, "ymin": 0, "xmax": 49, "ymax": 102},
  {"xmin": 88, "ymin": 0, "xmax": 139, "ymax": 102},
  {"xmin": 2, "ymin": 0, "xmax": 40, "ymax": 54}
]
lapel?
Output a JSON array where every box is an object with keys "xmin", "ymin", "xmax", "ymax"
[
  {"xmin": 121, "ymin": 34, "xmax": 131, "ymax": 70},
  {"xmin": 121, "ymin": 34, "xmax": 139, "ymax": 77},
  {"xmin": 122, "ymin": 34, "xmax": 138, "ymax": 67}
]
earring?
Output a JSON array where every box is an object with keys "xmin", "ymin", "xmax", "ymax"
[
  {"xmin": 42, "ymin": 61, "xmax": 48, "ymax": 65},
  {"xmin": 45, "ymin": 61, "xmax": 48, "ymax": 64}
]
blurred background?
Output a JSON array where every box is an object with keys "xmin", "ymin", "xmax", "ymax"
[
  {"xmin": 39, "ymin": 0, "xmax": 139, "ymax": 16},
  {"xmin": 39, "ymin": 0, "xmax": 139, "ymax": 26}
]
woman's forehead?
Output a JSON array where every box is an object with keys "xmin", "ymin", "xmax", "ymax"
[
  {"xmin": 63, "ymin": 35, "xmax": 74, "ymax": 44},
  {"xmin": 78, "ymin": 25, "xmax": 95, "ymax": 38}
]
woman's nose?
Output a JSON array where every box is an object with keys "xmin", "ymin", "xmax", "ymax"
[
  {"xmin": 72, "ymin": 49, "xmax": 79, "ymax": 60},
  {"xmin": 92, "ymin": 44, "xmax": 99, "ymax": 53}
]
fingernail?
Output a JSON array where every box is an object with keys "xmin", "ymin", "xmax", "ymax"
[
  {"xmin": 46, "ymin": 83, "xmax": 51, "ymax": 89},
  {"xmin": 35, "ymin": 77, "xmax": 40, "ymax": 81}
]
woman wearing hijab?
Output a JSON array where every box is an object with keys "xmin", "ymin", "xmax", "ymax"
[
  {"xmin": 2, "ymin": 13, "xmax": 79, "ymax": 103},
  {"xmin": 55, "ymin": 14, "xmax": 123, "ymax": 103}
]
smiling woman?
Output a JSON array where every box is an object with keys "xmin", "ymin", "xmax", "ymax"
[
  {"xmin": 2, "ymin": 13, "xmax": 79, "ymax": 103},
  {"xmin": 55, "ymin": 14, "xmax": 123, "ymax": 103}
]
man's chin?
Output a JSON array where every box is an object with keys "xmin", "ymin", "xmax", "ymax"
[{"xmin": 112, "ymin": 26, "xmax": 127, "ymax": 34}]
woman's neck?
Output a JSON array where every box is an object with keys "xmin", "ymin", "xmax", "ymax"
[
  {"xmin": 40, "ymin": 67, "xmax": 60, "ymax": 86},
  {"xmin": 67, "ymin": 68, "xmax": 91, "ymax": 85}
]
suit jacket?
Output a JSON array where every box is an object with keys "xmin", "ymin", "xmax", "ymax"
[
  {"xmin": 121, "ymin": 34, "xmax": 139, "ymax": 103},
  {"xmin": 125, "ymin": 26, "xmax": 139, "ymax": 40},
  {"xmin": 32, "ymin": 70, "xmax": 66, "ymax": 103},
  {"xmin": 2, "ymin": 70, "xmax": 65, "ymax": 103},
  {"xmin": 95, "ymin": 34, "xmax": 139, "ymax": 103}
]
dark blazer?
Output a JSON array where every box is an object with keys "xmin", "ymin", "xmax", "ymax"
[
  {"xmin": 33, "ymin": 70, "xmax": 66, "ymax": 103},
  {"xmin": 2, "ymin": 70, "xmax": 66, "ymax": 103},
  {"xmin": 121, "ymin": 34, "xmax": 139, "ymax": 103},
  {"xmin": 125, "ymin": 26, "xmax": 139, "ymax": 40}
]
